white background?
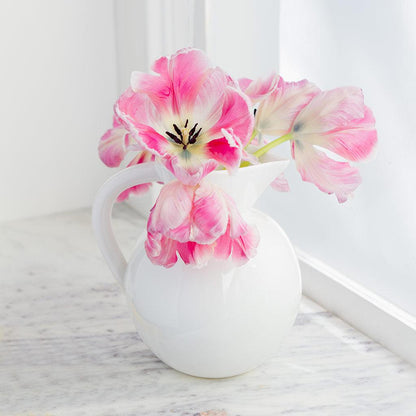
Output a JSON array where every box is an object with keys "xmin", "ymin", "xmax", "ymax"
[
  {"xmin": 1, "ymin": 0, "xmax": 414, "ymax": 315},
  {"xmin": 0, "ymin": 0, "xmax": 118, "ymax": 221},
  {"xmin": 258, "ymin": 0, "xmax": 416, "ymax": 315}
]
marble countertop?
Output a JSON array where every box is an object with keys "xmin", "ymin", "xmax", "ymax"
[{"xmin": 1, "ymin": 205, "xmax": 415, "ymax": 416}]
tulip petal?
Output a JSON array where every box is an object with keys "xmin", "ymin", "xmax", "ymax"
[
  {"xmin": 191, "ymin": 182, "xmax": 228, "ymax": 244},
  {"xmin": 208, "ymin": 87, "xmax": 254, "ymax": 146},
  {"xmin": 204, "ymin": 130, "xmax": 242, "ymax": 172},
  {"xmin": 271, "ymin": 173, "xmax": 290, "ymax": 192},
  {"xmin": 177, "ymin": 241, "xmax": 214, "ymax": 268},
  {"xmin": 292, "ymin": 141, "xmax": 361, "ymax": 203},
  {"xmin": 115, "ymin": 87, "xmax": 151, "ymax": 130},
  {"xmin": 144, "ymin": 48, "xmax": 212, "ymax": 116},
  {"xmin": 145, "ymin": 233, "xmax": 178, "ymax": 268},
  {"xmin": 147, "ymin": 181, "xmax": 194, "ymax": 241},
  {"xmin": 231, "ymin": 225, "xmax": 260, "ymax": 265},
  {"xmin": 164, "ymin": 156, "xmax": 218, "ymax": 187},
  {"xmin": 238, "ymin": 73, "xmax": 279, "ymax": 104},
  {"xmin": 98, "ymin": 125, "xmax": 128, "ymax": 167},
  {"xmin": 213, "ymin": 227, "xmax": 233, "ymax": 260},
  {"xmin": 294, "ymin": 88, "xmax": 377, "ymax": 161},
  {"xmin": 165, "ymin": 48, "xmax": 213, "ymax": 113},
  {"xmin": 256, "ymin": 78, "xmax": 320, "ymax": 136},
  {"xmin": 116, "ymin": 151, "xmax": 154, "ymax": 201},
  {"xmin": 225, "ymin": 196, "xmax": 248, "ymax": 239},
  {"xmin": 192, "ymin": 67, "xmax": 229, "ymax": 131}
]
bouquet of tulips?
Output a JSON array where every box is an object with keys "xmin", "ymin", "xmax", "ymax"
[{"xmin": 99, "ymin": 48, "xmax": 377, "ymax": 268}]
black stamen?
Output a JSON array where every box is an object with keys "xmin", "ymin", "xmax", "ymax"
[
  {"xmin": 173, "ymin": 123, "xmax": 183, "ymax": 139},
  {"xmin": 188, "ymin": 122, "xmax": 198, "ymax": 138},
  {"xmin": 254, "ymin": 108, "xmax": 257, "ymax": 116},
  {"xmin": 166, "ymin": 131, "xmax": 182, "ymax": 144},
  {"xmin": 184, "ymin": 119, "xmax": 189, "ymax": 128},
  {"xmin": 189, "ymin": 127, "xmax": 202, "ymax": 144}
]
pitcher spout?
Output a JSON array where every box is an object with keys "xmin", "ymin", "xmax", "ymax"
[{"xmin": 207, "ymin": 159, "xmax": 290, "ymax": 210}]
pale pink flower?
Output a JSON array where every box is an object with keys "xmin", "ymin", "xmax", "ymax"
[
  {"xmin": 290, "ymin": 87, "xmax": 377, "ymax": 202},
  {"xmin": 255, "ymin": 77, "xmax": 320, "ymax": 136},
  {"xmin": 238, "ymin": 73, "xmax": 279, "ymax": 104},
  {"xmin": 98, "ymin": 116, "xmax": 154, "ymax": 201},
  {"xmin": 145, "ymin": 180, "xmax": 259, "ymax": 268},
  {"xmin": 98, "ymin": 116, "xmax": 132, "ymax": 168},
  {"xmin": 116, "ymin": 48, "xmax": 254, "ymax": 186},
  {"xmin": 255, "ymin": 79, "xmax": 377, "ymax": 202}
]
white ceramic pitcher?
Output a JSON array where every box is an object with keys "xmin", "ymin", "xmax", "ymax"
[{"xmin": 92, "ymin": 160, "xmax": 301, "ymax": 378}]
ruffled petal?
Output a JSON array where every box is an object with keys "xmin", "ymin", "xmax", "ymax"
[
  {"xmin": 145, "ymin": 233, "xmax": 178, "ymax": 268},
  {"xmin": 192, "ymin": 67, "xmax": 229, "ymax": 131},
  {"xmin": 177, "ymin": 241, "xmax": 214, "ymax": 268},
  {"xmin": 238, "ymin": 73, "xmax": 279, "ymax": 104},
  {"xmin": 204, "ymin": 129, "xmax": 242, "ymax": 172},
  {"xmin": 136, "ymin": 125, "xmax": 171, "ymax": 157},
  {"xmin": 168, "ymin": 48, "xmax": 213, "ymax": 113},
  {"xmin": 292, "ymin": 141, "xmax": 361, "ymax": 203},
  {"xmin": 231, "ymin": 225, "xmax": 260, "ymax": 265},
  {"xmin": 117, "ymin": 183, "xmax": 152, "ymax": 202},
  {"xmin": 294, "ymin": 88, "xmax": 377, "ymax": 161},
  {"xmin": 116, "ymin": 151, "xmax": 154, "ymax": 201},
  {"xmin": 191, "ymin": 182, "xmax": 228, "ymax": 244},
  {"xmin": 98, "ymin": 125, "xmax": 128, "ymax": 167},
  {"xmin": 146, "ymin": 48, "xmax": 212, "ymax": 116},
  {"xmin": 213, "ymin": 227, "xmax": 233, "ymax": 260},
  {"xmin": 130, "ymin": 71, "xmax": 172, "ymax": 116},
  {"xmin": 164, "ymin": 156, "xmax": 218, "ymax": 187},
  {"xmin": 225, "ymin": 195, "xmax": 248, "ymax": 239},
  {"xmin": 256, "ymin": 77, "xmax": 320, "ymax": 136},
  {"xmin": 115, "ymin": 87, "xmax": 150, "ymax": 131},
  {"xmin": 208, "ymin": 86, "xmax": 254, "ymax": 146},
  {"xmin": 147, "ymin": 181, "xmax": 194, "ymax": 241}
]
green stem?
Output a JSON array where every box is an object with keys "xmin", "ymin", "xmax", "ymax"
[
  {"xmin": 253, "ymin": 132, "xmax": 293, "ymax": 158},
  {"xmin": 244, "ymin": 129, "xmax": 258, "ymax": 149}
]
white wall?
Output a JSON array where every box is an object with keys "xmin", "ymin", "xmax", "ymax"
[
  {"xmin": 0, "ymin": 0, "xmax": 118, "ymax": 222},
  {"xmin": 205, "ymin": 0, "xmax": 279, "ymax": 78},
  {"xmin": 257, "ymin": 0, "xmax": 416, "ymax": 315}
]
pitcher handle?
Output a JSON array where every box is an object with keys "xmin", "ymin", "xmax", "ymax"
[{"xmin": 92, "ymin": 162, "xmax": 173, "ymax": 286}]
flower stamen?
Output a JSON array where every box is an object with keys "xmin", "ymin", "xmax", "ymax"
[
  {"xmin": 173, "ymin": 123, "xmax": 184, "ymax": 140},
  {"xmin": 189, "ymin": 127, "xmax": 202, "ymax": 144},
  {"xmin": 166, "ymin": 121, "xmax": 202, "ymax": 148}
]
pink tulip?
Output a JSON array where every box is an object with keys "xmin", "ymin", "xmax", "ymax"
[
  {"xmin": 290, "ymin": 87, "xmax": 377, "ymax": 202},
  {"xmin": 255, "ymin": 79, "xmax": 377, "ymax": 202},
  {"xmin": 255, "ymin": 77, "xmax": 320, "ymax": 137},
  {"xmin": 98, "ymin": 115, "xmax": 154, "ymax": 200},
  {"xmin": 116, "ymin": 48, "xmax": 254, "ymax": 186},
  {"xmin": 98, "ymin": 116, "xmax": 133, "ymax": 168},
  {"xmin": 238, "ymin": 73, "xmax": 279, "ymax": 104},
  {"xmin": 145, "ymin": 180, "xmax": 259, "ymax": 268}
]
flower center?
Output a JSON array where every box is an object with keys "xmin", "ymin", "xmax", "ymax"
[{"xmin": 165, "ymin": 119, "xmax": 202, "ymax": 150}]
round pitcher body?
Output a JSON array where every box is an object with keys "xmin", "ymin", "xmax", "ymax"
[
  {"xmin": 124, "ymin": 208, "xmax": 301, "ymax": 378},
  {"xmin": 93, "ymin": 160, "xmax": 301, "ymax": 378}
]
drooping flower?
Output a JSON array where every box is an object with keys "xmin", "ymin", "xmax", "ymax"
[
  {"xmin": 254, "ymin": 79, "xmax": 377, "ymax": 202},
  {"xmin": 145, "ymin": 180, "xmax": 259, "ymax": 268},
  {"xmin": 255, "ymin": 77, "xmax": 320, "ymax": 137},
  {"xmin": 238, "ymin": 73, "xmax": 279, "ymax": 104},
  {"xmin": 290, "ymin": 87, "xmax": 377, "ymax": 202},
  {"xmin": 98, "ymin": 115, "xmax": 155, "ymax": 200},
  {"xmin": 116, "ymin": 48, "xmax": 254, "ymax": 186}
]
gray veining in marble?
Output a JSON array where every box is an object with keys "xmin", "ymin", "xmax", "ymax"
[{"xmin": 0, "ymin": 205, "xmax": 415, "ymax": 416}]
